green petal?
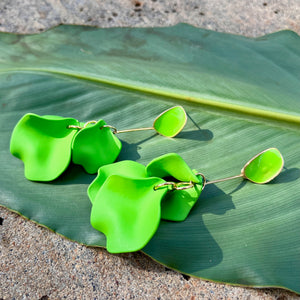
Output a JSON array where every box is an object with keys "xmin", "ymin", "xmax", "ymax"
[
  {"xmin": 161, "ymin": 175, "xmax": 203, "ymax": 222},
  {"xmin": 153, "ymin": 106, "xmax": 187, "ymax": 137},
  {"xmin": 72, "ymin": 120, "xmax": 122, "ymax": 174},
  {"xmin": 243, "ymin": 148, "xmax": 284, "ymax": 184},
  {"xmin": 10, "ymin": 113, "xmax": 79, "ymax": 181},
  {"xmin": 146, "ymin": 153, "xmax": 199, "ymax": 182},
  {"xmin": 88, "ymin": 160, "xmax": 147, "ymax": 204},
  {"xmin": 146, "ymin": 153, "xmax": 201, "ymax": 221},
  {"xmin": 90, "ymin": 175, "xmax": 167, "ymax": 253}
]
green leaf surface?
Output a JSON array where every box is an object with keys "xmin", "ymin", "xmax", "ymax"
[{"xmin": 0, "ymin": 24, "xmax": 299, "ymax": 293}]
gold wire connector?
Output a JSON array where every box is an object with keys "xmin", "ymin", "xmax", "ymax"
[
  {"xmin": 67, "ymin": 120, "xmax": 97, "ymax": 130},
  {"xmin": 154, "ymin": 181, "xmax": 199, "ymax": 191},
  {"xmin": 100, "ymin": 125, "xmax": 118, "ymax": 134},
  {"xmin": 153, "ymin": 182, "xmax": 176, "ymax": 191},
  {"xmin": 67, "ymin": 124, "xmax": 82, "ymax": 130},
  {"xmin": 174, "ymin": 181, "xmax": 195, "ymax": 190}
]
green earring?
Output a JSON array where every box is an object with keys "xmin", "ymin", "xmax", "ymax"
[
  {"xmin": 10, "ymin": 106, "xmax": 187, "ymax": 181},
  {"xmin": 88, "ymin": 148, "xmax": 284, "ymax": 253}
]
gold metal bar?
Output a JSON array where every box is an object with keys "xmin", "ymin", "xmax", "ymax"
[
  {"xmin": 115, "ymin": 127, "xmax": 154, "ymax": 134},
  {"xmin": 205, "ymin": 174, "xmax": 244, "ymax": 185}
]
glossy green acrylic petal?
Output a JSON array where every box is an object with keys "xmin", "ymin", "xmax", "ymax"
[
  {"xmin": 153, "ymin": 106, "xmax": 187, "ymax": 137},
  {"xmin": 90, "ymin": 175, "xmax": 167, "ymax": 253},
  {"xmin": 88, "ymin": 160, "xmax": 147, "ymax": 204},
  {"xmin": 72, "ymin": 120, "xmax": 122, "ymax": 174},
  {"xmin": 146, "ymin": 153, "xmax": 200, "ymax": 183},
  {"xmin": 161, "ymin": 175, "xmax": 203, "ymax": 222},
  {"xmin": 10, "ymin": 113, "xmax": 79, "ymax": 181},
  {"xmin": 243, "ymin": 148, "xmax": 284, "ymax": 184}
]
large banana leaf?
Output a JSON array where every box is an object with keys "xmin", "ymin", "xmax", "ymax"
[{"xmin": 0, "ymin": 24, "xmax": 299, "ymax": 293}]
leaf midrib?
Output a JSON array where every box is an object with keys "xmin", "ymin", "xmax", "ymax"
[{"xmin": 1, "ymin": 67, "xmax": 300, "ymax": 127}]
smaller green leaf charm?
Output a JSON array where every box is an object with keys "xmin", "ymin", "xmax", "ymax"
[
  {"xmin": 10, "ymin": 113, "xmax": 79, "ymax": 181},
  {"xmin": 72, "ymin": 120, "xmax": 122, "ymax": 174},
  {"xmin": 203, "ymin": 148, "xmax": 284, "ymax": 187},
  {"xmin": 153, "ymin": 106, "xmax": 187, "ymax": 137},
  {"xmin": 242, "ymin": 148, "xmax": 284, "ymax": 184}
]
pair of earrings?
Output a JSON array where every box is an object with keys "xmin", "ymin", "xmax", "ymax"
[{"xmin": 10, "ymin": 107, "xmax": 284, "ymax": 253}]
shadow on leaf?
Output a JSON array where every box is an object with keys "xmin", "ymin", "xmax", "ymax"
[
  {"xmin": 143, "ymin": 184, "xmax": 234, "ymax": 273},
  {"xmin": 271, "ymin": 167, "xmax": 300, "ymax": 184},
  {"xmin": 176, "ymin": 112, "xmax": 213, "ymax": 141},
  {"xmin": 175, "ymin": 129, "xmax": 213, "ymax": 141},
  {"xmin": 50, "ymin": 163, "xmax": 96, "ymax": 185}
]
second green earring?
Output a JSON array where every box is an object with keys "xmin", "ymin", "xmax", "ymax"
[
  {"xmin": 10, "ymin": 106, "xmax": 187, "ymax": 181},
  {"xmin": 88, "ymin": 148, "xmax": 284, "ymax": 253}
]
